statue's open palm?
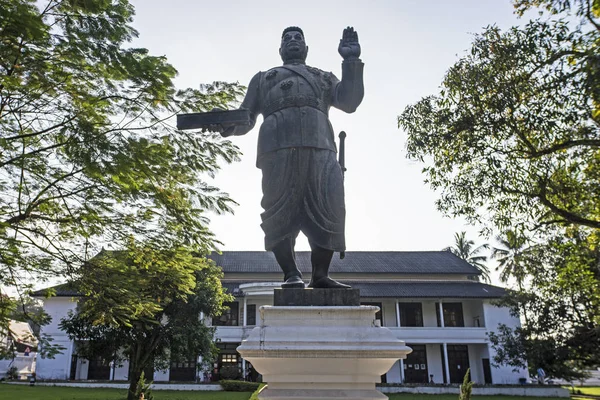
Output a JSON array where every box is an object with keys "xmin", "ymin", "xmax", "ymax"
[{"xmin": 338, "ymin": 27, "xmax": 361, "ymax": 60}]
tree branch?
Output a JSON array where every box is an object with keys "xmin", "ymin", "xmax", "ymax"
[{"xmin": 538, "ymin": 181, "xmax": 600, "ymax": 229}]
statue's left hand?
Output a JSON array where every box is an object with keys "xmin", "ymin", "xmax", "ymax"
[{"xmin": 338, "ymin": 26, "xmax": 361, "ymax": 60}]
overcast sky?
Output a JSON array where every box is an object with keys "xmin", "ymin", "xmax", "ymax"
[{"xmin": 126, "ymin": 0, "xmax": 530, "ymax": 285}]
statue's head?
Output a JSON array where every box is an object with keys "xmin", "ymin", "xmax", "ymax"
[{"xmin": 279, "ymin": 26, "xmax": 308, "ymax": 63}]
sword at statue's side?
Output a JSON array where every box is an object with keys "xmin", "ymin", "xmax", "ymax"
[
  {"xmin": 338, "ymin": 131, "xmax": 347, "ymax": 179},
  {"xmin": 338, "ymin": 130, "xmax": 347, "ymax": 260}
]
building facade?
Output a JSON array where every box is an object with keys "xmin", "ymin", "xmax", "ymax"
[{"xmin": 34, "ymin": 251, "xmax": 527, "ymax": 384}]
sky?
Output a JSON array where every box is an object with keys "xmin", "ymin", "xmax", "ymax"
[{"xmin": 126, "ymin": 0, "xmax": 530, "ymax": 285}]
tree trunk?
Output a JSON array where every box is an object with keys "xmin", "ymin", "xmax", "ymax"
[
  {"xmin": 127, "ymin": 341, "xmax": 144, "ymax": 400},
  {"xmin": 127, "ymin": 366, "xmax": 142, "ymax": 400}
]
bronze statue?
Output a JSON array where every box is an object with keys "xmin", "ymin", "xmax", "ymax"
[{"xmin": 180, "ymin": 27, "xmax": 364, "ymax": 288}]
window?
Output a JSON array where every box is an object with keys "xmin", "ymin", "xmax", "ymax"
[
  {"xmin": 246, "ymin": 304, "xmax": 256, "ymax": 326},
  {"xmin": 398, "ymin": 303, "xmax": 423, "ymax": 327},
  {"xmin": 221, "ymin": 353, "xmax": 238, "ymax": 364},
  {"xmin": 436, "ymin": 302, "xmax": 464, "ymax": 327},
  {"xmin": 361, "ymin": 302, "xmax": 382, "ymax": 323},
  {"xmin": 170, "ymin": 358, "xmax": 196, "ymax": 381},
  {"xmin": 213, "ymin": 302, "xmax": 239, "ymax": 326}
]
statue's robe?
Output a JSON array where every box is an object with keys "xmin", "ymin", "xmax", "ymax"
[{"xmin": 230, "ymin": 60, "xmax": 364, "ymax": 251}]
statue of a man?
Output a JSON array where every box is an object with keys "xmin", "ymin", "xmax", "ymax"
[{"xmin": 221, "ymin": 26, "xmax": 364, "ymax": 288}]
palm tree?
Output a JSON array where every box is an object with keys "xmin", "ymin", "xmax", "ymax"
[
  {"xmin": 444, "ymin": 231, "xmax": 491, "ymax": 283},
  {"xmin": 490, "ymin": 231, "xmax": 529, "ymax": 291}
]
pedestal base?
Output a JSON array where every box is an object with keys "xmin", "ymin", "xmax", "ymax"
[
  {"xmin": 238, "ymin": 306, "xmax": 411, "ymax": 400},
  {"xmin": 258, "ymin": 388, "xmax": 388, "ymax": 400},
  {"xmin": 274, "ymin": 288, "xmax": 360, "ymax": 306}
]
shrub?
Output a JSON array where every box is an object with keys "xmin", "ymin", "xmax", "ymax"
[
  {"xmin": 220, "ymin": 379, "xmax": 261, "ymax": 392},
  {"xmin": 130, "ymin": 371, "xmax": 153, "ymax": 400},
  {"xmin": 249, "ymin": 383, "xmax": 266, "ymax": 399},
  {"xmin": 459, "ymin": 368, "xmax": 473, "ymax": 400},
  {"xmin": 219, "ymin": 365, "xmax": 241, "ymax": 380},
  {"xmin": 6, "ymin": 366, "xmax": 18, "ymax": 380}
]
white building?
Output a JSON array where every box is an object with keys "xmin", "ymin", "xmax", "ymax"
[
  {"xmin": 0, "ymin": 320, "xmax": 37, "ymax": 379},
  {"xmin": 34, "ymin": 251, "xmax": 527, "ymax": 384}
]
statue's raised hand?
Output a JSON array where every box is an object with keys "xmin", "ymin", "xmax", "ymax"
[{"xmin": 338, "ymin": 26, "xmax": 361, "ymax": 60}]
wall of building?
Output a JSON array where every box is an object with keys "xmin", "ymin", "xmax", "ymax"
[
  {"xmin": 33, "ymin": 291, "xmax": 525, "ymax": 385},
  {"xmin": 382, "ymin": 300, "xmax": 397, "ymax": 327},
  {"xmin": 483, "ymin": 301, "xmax": 528, "ymax": 384},
  {"xmin": 426, "ymin": 344, "xmax": 444, "ymax": 384},
  {"xmin": 36, "ymin": 297, "xmax": 77, "ymax": 380},
  {"xmin": 422, "ymin": 301, "xmax": 438, "ymax": 327},
  {"xmin": 463, "ymin": 300, "xmax": 485, "ymax": 328}
]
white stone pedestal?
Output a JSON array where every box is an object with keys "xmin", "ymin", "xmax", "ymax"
[{"xmin": 237, "ymin": 306, "xmax": 412, "ymax": 400}]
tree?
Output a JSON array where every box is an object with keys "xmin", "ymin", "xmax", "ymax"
[
  {"xmin": 398, "ymin": 1, "xmax": 600, "ymax": 235},
  {"xmin": 491, "ymin": 231, "xmax": 532, "ymax": 291},
  {"xmin": 399, "ymin": 0, "xmax": 600, "ymax": 379},
  {"xmin": 444, "ymin": 231, "xmax": 491, "ymax": 283},
  {"xmin": 59, "ymin": 241, "xmax": 232, "ymax": 400},
  {"xmin": 0, "ymin": 1, "xmax": 243, "ymax": 328},
  {"xmin": 488, "ymin": 229, "xmax": 600, "ymax": 381}
]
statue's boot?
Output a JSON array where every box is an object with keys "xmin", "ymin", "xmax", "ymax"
[
  {"xmin": 307, "ymin": 244, "xmax": 351, "ymax": 289},
  {"xmin": 272, "ymin": 237, "xmax": 305, "ymax": 288}
]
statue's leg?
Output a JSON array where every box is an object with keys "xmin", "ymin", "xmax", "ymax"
[
  {"xmin": 272, "ymin": 236, "xmax": 304, "ymax": 288},
  {"xmin": 307, "ymin": 242, "xmax": 350, "ymax": 289}
]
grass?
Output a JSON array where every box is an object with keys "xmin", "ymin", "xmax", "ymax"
[
  {"xmin": 0, "ymin": 384, "xmax": 252, "ymax": 400},
  {"xmin": 567, "ymin": 386, "xmax": 600, "ymax": 397},
  {"xmin": 387, "ymin": 396, "xmax": 561, "ymax": 400},
  {"xmin": 1, "ymin": 384, "xmax": 578, "ymax": 400}
]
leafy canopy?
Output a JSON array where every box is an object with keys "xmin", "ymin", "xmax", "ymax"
[
  {"xmin": 398, "ymin": 1, "xmax": 600, "ymax": 234},
  {"xmin": 399, "ymin": 0, "xmax": 600, "ymax": 378},
  {"xmin": 60, "ymin": 240, "xmax": 232, "ymax": 400},
  {"xmin": 0, "ymin": 0, "xmax": 244, "ymax": 327},
  {"xmin": 443, "ymin": 231, "xmax": 491, "ymax": 283}
]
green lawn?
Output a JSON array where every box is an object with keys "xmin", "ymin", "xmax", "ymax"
[
  {"xmin": 569, "ymin": 386, "xmax": 600, "ymax": 396},
  {"xmin": 387, "ymin": 396, "xmax": 560, "ymax": 400},
  {"xmin": 0, "ymin": 385, "xmax": 575, "ymax": 400},
  {"xmin": 0, "ymin": 385, "xmax": 251, "ymax": 400}
]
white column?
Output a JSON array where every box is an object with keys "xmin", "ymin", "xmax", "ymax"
[
  {"xmin": 197, "ymin": 355, "xmax": 203, "ymax": 382},
  {"xmin": 400, "ymin": 358, "xmax": 405, "ymax": 383},
  {"xmin": 243, "ymin": 297, "xmax": 248, "ymax": 327},
  {"xmin": 443, "ymin": 342, "xmax": 450, "ymax": 384},
  {"xmin": 438, "ymin": 301, "xmax": 445, "ymax": 327},
  {"xmin": 242, "ymin": 359, "xmax": 247, "ymax": 381},
  {"xmin": 110, "ymin": 359, "xmax": 115, "ymax": 381},
  {"xmin": 65, "ymin": 341, "xmax": 74, "ymax": 380},
  {"xmin": 395, "ymin": 301, "xmax": 401, "ymax": 327}
]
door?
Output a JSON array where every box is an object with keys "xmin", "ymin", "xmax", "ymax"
[
  {"xmin": 87, "ymin": 356, "xmax": 110, "ymax": 380},
  {"xmin": 482, "ymin": 358, "xmax": 493, "ymax": 384},
  {"xmin": 69, "ymin": 354, "xmax": 78, "ymax": 380},
  {"xmin": 446, "ymin": 345, "xmax": 470, "ymax": 383},
  {"xmin": 404, "ymin": 344, "xmax": 428, "ymax": 383}
]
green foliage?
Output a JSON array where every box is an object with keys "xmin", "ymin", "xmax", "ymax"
[
  {"xmin": 399, "ymin": 0, "xmax": 600, "ymax": 381},
  {"xmin": 249, "ymin": 384, "xmax": 267, "ymax": 400},
  {"xmin": 0, "ymin": 0, "xmax": 243, "ymax": 328},
  {"xmin": 6, "ymin": 366, "xmax": 18, "ymax": 380},
  {"xmin": 488, "ymin": 229, "xmax": 600, "ymax": 380},
  {"xmin": 459, "ymin": 369, "xmax": 473, "ymax": 400},
  {"xmin": 219, "ymin": 365, "xmax": 242, "ymax": 381},
  {"xmin": 398, "ymin": 2, "xmax": 600, "ymax": 235},
  {"xmin": 444, "ymin": 231, "xmax": 491, "ymax": 282},
  {"xmin": 491, "ymin": 231, "xmax": 533, "ymax": 290},
  {"xmin": 60, "ymin": 241, "xmax": 233, "ymax": 400},
  {"xmin": 131, "ymin": 371, "xmax": 153, "ymax": 400},
  {"xmin": 220, "ymin": 380, "xmax": 261, "ymax": 392}
]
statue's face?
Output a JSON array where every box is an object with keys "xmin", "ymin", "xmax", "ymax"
[{"xmin": 279, "ymin": 30, "xmax": 308, "ymax": 62}]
